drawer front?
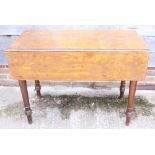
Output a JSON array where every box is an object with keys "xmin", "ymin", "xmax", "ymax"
[{"xmin": 6, "ymin": 51, "xmax": 148, "ymax": 80}]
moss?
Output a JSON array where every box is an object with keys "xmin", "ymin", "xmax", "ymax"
[
  {"xmin": 51, "ymin": 95, "xmax": 154, "ymax": 120},
  {"xmin": 0, "ymin": 102, "xmax": 24, "ymax": 119},
  {"xmin": 0, "ymin": 95, "xmax": 154, "ymax": 120}
]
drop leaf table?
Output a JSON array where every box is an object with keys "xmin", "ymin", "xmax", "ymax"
[{"xmin": 6, "ymin": 30, "xmax": 148, "ymax": 125}]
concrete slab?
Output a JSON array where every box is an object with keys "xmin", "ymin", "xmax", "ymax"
[{"xmin": 0, "ymin": 86, "xmax": 155, "ymax": 128}]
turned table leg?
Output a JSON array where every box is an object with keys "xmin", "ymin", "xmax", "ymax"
[
  {"xmin": 118, "ymin": 81, "xmax": 126, "ymax": 99},
  {"xmin": 35, "ymin": 80, "xmax": 41, "ymax": 98},
  {"xmin": 126, "ymin": 81, "xmax": 137, "ymax": 126},
  {"xmin": 18, "ymin": 80, "xmax": 32, "ymax": 124}
]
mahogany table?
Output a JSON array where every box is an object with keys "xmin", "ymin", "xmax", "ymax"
[{"xmin": 6, "ymin": 30, "xmax": 148, "ymax": 125}]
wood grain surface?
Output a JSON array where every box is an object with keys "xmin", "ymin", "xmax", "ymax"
[
  {"xmin": 6, "ymin": 30, "xmax": 148, "ymax": 80},
  {"xmin": 7, "ymin": 30, "xmax": 148, "ymax": 51},
  {"xmin": 7, "ymin": 51, "xmax": 148, "ymax": 80}
]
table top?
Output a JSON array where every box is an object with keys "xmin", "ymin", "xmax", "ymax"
[{"xmin": 7, "ymin": 30, "xmax": 148, "ymax": 52}]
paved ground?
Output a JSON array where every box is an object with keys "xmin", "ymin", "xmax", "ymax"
[{"xmin": 0, "ymin": 85, "xmax": 155, "ymax": 128}]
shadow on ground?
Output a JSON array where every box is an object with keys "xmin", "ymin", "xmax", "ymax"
[{"xmin": 0, "ymin": 95, "xmax": 154, "ymax": 122}]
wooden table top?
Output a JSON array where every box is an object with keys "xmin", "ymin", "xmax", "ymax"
[
  {"xmin": 7, "ymin": 30, "xmax": 148, "ymax": 52},
  {"xmin": 6, "ymin": 30, "xmax": 148, "ymax": 80}
]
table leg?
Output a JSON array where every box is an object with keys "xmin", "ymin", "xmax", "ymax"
[
  {"xmin": 126, "ymin": 81, "xmax": 137, "ymax": 126},
  {"xmin": 18, "ymin": 80, "xmax": 32, "ymax": 124},
  {"xmin": 35, "ymin": 80, "xmax": 41, "ymax": 98},
  {"xmin": 118, "ymin": 81, "xmax": 126, "ymax": 99}
]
